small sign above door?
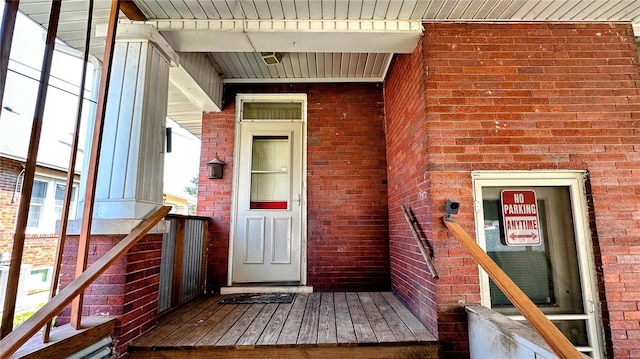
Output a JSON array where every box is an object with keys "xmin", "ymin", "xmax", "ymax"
[{"xmin": 500, "ymin": 190, "xmax": 541, "ymax": 246}]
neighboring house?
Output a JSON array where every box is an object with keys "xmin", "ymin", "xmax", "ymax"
[
  {"xmin": 3, "ymin": 1, "xmax": 640, "ymax": 359},
  {"xmin": 163, "ymin": 191, "xmax": 196, "ymax": 215}
]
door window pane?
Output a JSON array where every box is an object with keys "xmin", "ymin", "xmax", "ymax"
[
  {"xmin": 482, "ymin": 186, "xmax": 588, "ymax": 347},
  {"xmin": 484, "ymin": 199, "xmax": 555, "ymax": 307},
  {"xmin": 483, "ymin": 187, "xmax": 584, "ymax": 315},
  {"xmin": 250, "ymin": 136, "xmax": 290, "ymax": 209}
]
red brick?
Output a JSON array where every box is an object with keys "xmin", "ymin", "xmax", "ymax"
[
  {"xmin": 386, "ymin": 22, "xmax": 640, "ymax": 358},
  {"xmin": 199, "ymin": 84, "xmax": 390, "ymax": 292}
]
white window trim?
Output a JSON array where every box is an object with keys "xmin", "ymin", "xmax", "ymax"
[
  {"xmin": 236, "ymin": 93, "xmax": 308, "ymax": 123},
  {"xmin": 26, "ymin": 175, "xmax": 79, "ymax": 234},
  {"xmin": 471, "ymin": 170, "xmax": 603, "ymax": 358}
]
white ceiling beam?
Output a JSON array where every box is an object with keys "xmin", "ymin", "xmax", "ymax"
[{"xmin": 120, "ymin": 19, "xmax": 424, "ymax": 54}]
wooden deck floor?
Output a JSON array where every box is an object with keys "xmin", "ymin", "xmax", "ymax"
[{"xmin": 130, "ymin": 292, "xmax": 438, "ymax": 359}]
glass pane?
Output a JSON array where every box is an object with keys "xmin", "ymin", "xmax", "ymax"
[
  {"xmin": 243, "ymin": 102, "xmax": 302, "ymax": 120},
  {"xmin": 520, "ymin": 320, "xmax": 590, "ymax": 347},
  {"xmin": 483, "ymin": 187, "xmax": 585, "ymax": 315},
  {"xmin": 485, "ymin": 199, "xmax": 554, "ymax": 307},
  {"xmin": 250, "ymin": 136, "xmax": 290, "ymax": 209},
  {"xmin": 55, "ymin": 183, "xmax": 65, "ymax": 201},
  {"xmin": 31, "ymin": 180, "xmax": 47, "ymax": 204},
  {"xmin": 27, "ymin": 205, "xmax": 41, "ymax": 228}
]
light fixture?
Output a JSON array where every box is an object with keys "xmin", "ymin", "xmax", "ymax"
[
  {"xmin": 443, "ymin": 199, "xmax": 460, "ymax": 222},
  {"xmin": 207, "ymin": 155, "xmax": 226, "ymax": 179},
  {"xmin": 260, "ymin": 52, "xmax": 284, "ymax": 66}
]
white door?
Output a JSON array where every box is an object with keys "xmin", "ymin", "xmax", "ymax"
[
  {"xmin": 473, "ymin": 171, "xmax": 604, "ymax": 358},
  {"xmin": 232, "ymin": 121, "xmax": 304, "ymax": 283}
]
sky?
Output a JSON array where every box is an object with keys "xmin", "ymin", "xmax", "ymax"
[{"xmin": 0, "ymin": 6, "xmax": 201, "ymax": 201}]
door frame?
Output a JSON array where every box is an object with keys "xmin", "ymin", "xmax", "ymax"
[
  {"xmin": 471, "ymin": 170, "xmax": 604, "ymax": 358},
  {"xmin": 227, "ymin": 93, "xmax": 308, "ymax": 286}
]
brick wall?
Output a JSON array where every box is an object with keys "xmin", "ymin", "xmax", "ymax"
[
  {"xmin": 0, "ymin": 158, "xmax": 59, "ymax": 268},
  {"xmin": 385, "ymin": 22, "xmax": 640, "ymax": 358},
  {"xmin": 198, "ymin": 83, "xmax": 390, "ymax": 292},
  {"xmin": 385, "ymin": 38, "xmax": 440, "ymax": 337},
  {"xmin": 0, "ymin": 157, "xmax": 22, "ymax": 255},
  {"xmin": 58, "ymin": 234, "xmax": 163, "ymax": 358}
]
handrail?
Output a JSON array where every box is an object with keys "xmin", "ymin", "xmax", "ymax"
[
  {"xmin": 0, "ymin": 206, "xmax": 172, "ymax": 359},
  {"xmin": 401, "ymin": 205, "xmax": 438, "ymax": 279},
  {"xmin": 442, "ymin": 217, "xmax": 584, "ymax": 359}
]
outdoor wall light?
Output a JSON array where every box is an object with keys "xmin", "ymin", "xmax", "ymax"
[
  {"xmin": 207, "ymin": 156, "xmax": 225, "ymax": 179},
  {"xmin": 444, "ymin": 199, "xmax": 460, "ymax": 222}
]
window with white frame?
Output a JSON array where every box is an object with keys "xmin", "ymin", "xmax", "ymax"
[
  {"xmin": 472, "ymin": 170, "xmax": 603, "ymax": 358},
  {"xmin": 26, "ymin": 176, "xmax": 78, "ymax": 234}
]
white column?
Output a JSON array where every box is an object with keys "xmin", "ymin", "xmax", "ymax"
[{"xmin": 78, "ymin": 24, "xmax": 178, "ymax": 226}]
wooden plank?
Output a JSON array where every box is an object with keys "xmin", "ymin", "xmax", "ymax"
[
  {"xmin": 256, "ymin": 302, "xmax": 294, "ymax": 345},
  {"xmin": 358, "ymin": 293, "xmax": 396, "ymax": 343},
  {"xmin": 157, "ymin": 296, "xmax": 211, "ymax": 325},
  {"xmin": 345, "ymin": 292, "xmax": 377, "ymax": 343},
  {"xmin": 11, "ymin": 317, "xmax": 114, "ymax": 359},
  {"xmin": 369, "ymin": 292, "xmax": 417, "ymax": 342},
  {"xmin": 120, "ymin": 0, "xmax": 148, "ymax": 20},
  {"xmin": 297, "ymin": 292, "xmax": 321, "ymax": 345},
  {"xmin": 136, "ymin": 298, "xmax": 223, "ymax": 347},
  {"xmin": 171, "ymin": 218, "xmax": 185, "ymax": 307},
  {"xmin": 443, "ymin": 219, "xmax": 583, "ymax": 359},
  {"xmin": 44, "ymin": 0, "xmax": 94, "ymax": 342},
  {"xmin": 1, "ymin": 0, "xmax": 62, "ymax": 339},
  {"xmin": 236, "ymin": 303, "xmax": 279, "ymax": 347},
  {"xmin": 71, "ymin": 0, "xmax": 121, "ymax": 330},
  {"xmin": 276, "ymin": 294, "xmax": 309, "ymax": 345},
  {"xmin": 195, "ymin": 305, "xmax": 250, "ymax": 346},
  {"xmin": 216, "ymin": 304, "xmax": 265, "ymax": 347},
  {"xmin": 381, "ymin": 292, "xmax": 435, "ymax": 341},
  {"xmin": 0, "ymin": 0, "xmax": 19, "ymax": 109},
  {"xmin": 316, "ymin": 292, "xmax": 337, "ymax": 345},
  {"xmin": 199, "ymin": 221, "xmax": 209, "ymax": 294},
  {"xmin": 173, "ymin": 304, "xmax": 238, "ymax": 347},
  {"xmin": 333, "ymin": 292, "xmax": 356, "ymax": 344},
  {"xmin": 128, "ymin": 344, "xmax": 439, "ymax": 359},
  {"xmin": 0, "ymin": 206, "xmax": 172, "ymax": 359}
]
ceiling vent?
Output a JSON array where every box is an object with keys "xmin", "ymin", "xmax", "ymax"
[{"xmin": 260, "ymin": 52, "xmax": 283, "ymax": 66}]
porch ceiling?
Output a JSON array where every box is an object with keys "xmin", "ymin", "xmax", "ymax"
[
  {"xmin": 19, "ymin": 0, "xmax": 640, "ymax": 83},
  {"xmin": 15, "ymin": 0, "xmax": 640, "ymax": 136}
]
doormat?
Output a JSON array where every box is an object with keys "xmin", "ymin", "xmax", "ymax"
[{"xmin": 220, "ymin": 293, "xmax": 295, "ymax": 304}]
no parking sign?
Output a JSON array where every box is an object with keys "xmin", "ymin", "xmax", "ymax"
[{"xmin": 500, "ymin": 190, "xmax": 541, "ymax": 246}]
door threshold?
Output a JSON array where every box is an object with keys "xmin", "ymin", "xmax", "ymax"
[{"xmin": 220, "ymin": 286, "xmax": 313, "ymax": 294}]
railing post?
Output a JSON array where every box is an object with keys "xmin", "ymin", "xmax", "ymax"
[
  {"xmin": 71, "ymin": 0, "xmax": 120, "ymax": 330},
  {"xmin": 171, "ymin": 217, "xmax": 185, "ymax": 306},
  {"xmin": 200, "ymin": 220, "xmax": 209, "ymax": 294},
  {"xmin": 1, "ymin": 0, "xmax": 62, "ymax": 339},
  {"xmin": 0, "ymin": 206, "xmax": 171, "ymax": 359}
]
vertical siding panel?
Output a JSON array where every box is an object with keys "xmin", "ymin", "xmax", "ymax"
[
  {"xmin": 159, "ymin": 217, "xmax": 177, "ymax": 312},
  {"xmin": 122, "ymin": 42, "xmax": 144, "ymax": 200},
  {"xmin": 96, "ymin": 42, "xmax": 127, "ymax": 200}
]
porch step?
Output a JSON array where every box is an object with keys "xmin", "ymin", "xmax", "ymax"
[
  {"xmin": 130, "ymin": 344, "xmax": 438, "ymax": 358},
  {"xmin": 10, "ymin": 316, "xmax": 115, "ymax": 359},
  {"xmin": 129, "ymin": 292, "xmax": 438, "ymax": 358}
]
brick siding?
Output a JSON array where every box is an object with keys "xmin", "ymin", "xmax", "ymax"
[
  {"xmin": 385, "ymin": 22, "xmax": 640, "ymax": 358},
  {"xmin": 198, "ymin": 83, "xmax": 390, "ymax": 292},
  {"xmin": 0, "ymin": 158, "xmax": 58, "ymax": 268},
  {"xmin": 57, "ymin": 234, "xmax": 163, "ymax": 358},
  {"xmin": 0, "ymin": 158, "xmax": 22, "ymax": 253}
]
